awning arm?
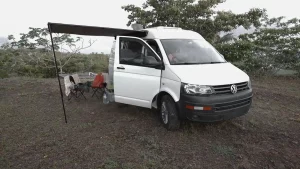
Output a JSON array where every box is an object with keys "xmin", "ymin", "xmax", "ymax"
[{"xmin": 48, "ymin": 23, "xmax": 68, "ymax": 123}]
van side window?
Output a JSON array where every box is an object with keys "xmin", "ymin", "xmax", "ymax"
[
  {"xmin": 146, "ymin": 40, "xmax": 162, "ymax": 58},
  {"xmin": 119, "ymin": 38, "xmax": 161, "ymax": 67}
]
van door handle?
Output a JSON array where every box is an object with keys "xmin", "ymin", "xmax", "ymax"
[{"xmin": 117, "ymin": 66, "xmax": 125, "ymax": 70}]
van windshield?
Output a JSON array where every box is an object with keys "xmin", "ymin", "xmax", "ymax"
[{"xmin": 160, "ymin": 39, "xmax": 226, "ymax": 65}]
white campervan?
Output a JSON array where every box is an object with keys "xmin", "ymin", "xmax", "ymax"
[{"xmin": 106, "ymin": 27, "xmax": 252, "ymax": 130}]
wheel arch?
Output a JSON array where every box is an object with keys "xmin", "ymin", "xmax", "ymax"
[
  {"xmin": 152, "ymin": 90, "xmax": 178, "ymax": 109},
  {"xmin": 155, "ymin": 91, "xmax": 182, "ymax": 130}
]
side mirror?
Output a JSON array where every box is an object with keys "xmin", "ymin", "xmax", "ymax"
[
  {"xmin": 154, "ymin": 62, "xmax": 165, "ymax": 70},
  {"xmin": 144, "ymin": 56, "xmax": 165, "ymax": 70}
]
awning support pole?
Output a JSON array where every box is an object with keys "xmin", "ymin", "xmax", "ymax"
[{"xmin": 48, "ymin": 24, "xmax": 68, "ymax": 123}]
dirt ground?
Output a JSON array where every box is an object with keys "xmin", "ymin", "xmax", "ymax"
[{"xmin": 0, "ymin": 76, "xmax": 300, "ymax": 169}]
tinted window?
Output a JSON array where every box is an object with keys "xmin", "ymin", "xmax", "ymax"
[{"xmin": 119, "ymin": 38, "xmax": 160, "ymax": 66}]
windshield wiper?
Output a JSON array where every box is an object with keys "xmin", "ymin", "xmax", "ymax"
[
  {"xmin": 200, "ymin": 61, "xmax": 226, "ymax": 64},
  {"xmin": 172, "ymin": 61, "xmax": 226, "ymax": 65},
  {"xmin": 172, "ymin": 62, "xmax": 201, "ymax": 65},
  {"xmin": 173, "ymin": 62, "xmax": 226, "ymax": 65}
]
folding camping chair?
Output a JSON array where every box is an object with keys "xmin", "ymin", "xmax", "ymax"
[
  {"xmin": 91, "ymin": 73, "xmax": 107, "ymax": 99},
  {"xmin": 67, "ymin": 74, "xmax": 86, "ymax": 100}
]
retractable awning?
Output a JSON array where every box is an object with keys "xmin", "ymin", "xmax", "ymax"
[
  {"xmin": 47, "ymin": 22, "xmax": 147, "ymax": 123},
  {"xmin": 48, "ymin": 22, "xmax": 147, "ymax": 37}
]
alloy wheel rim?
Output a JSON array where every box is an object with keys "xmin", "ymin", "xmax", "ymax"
[{"xmin": 161, "ymin": 102, "xmax": 168, "ymax": 124}]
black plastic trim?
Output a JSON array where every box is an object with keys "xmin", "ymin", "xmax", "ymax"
[{"xmin": 176, "ymin": 88, "xmax": 253, "ymax": 122}]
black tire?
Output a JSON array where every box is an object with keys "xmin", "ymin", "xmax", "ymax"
[{"xmin": 160, "ymin": 95, "xmax": 181, "ymax": 130}]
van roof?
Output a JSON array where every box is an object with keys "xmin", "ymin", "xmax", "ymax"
[{"xmin": 143, "ymin": 27, "xmax": 204, "ymax": 40}]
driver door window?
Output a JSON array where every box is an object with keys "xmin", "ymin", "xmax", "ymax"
[{"xmin": 119, "ymin": 38, "xmax": 160, "ymax": 67}]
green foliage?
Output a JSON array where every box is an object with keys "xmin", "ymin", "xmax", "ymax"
[
  {"xmin": 0, "ymin": 49, "xmax": 108, "ymax": 78},
  {"xmin": 1, "ymin": 26, "xmax": 98, "ymax": 78},
  {"xmin": 0, "ymin": 70, "xmax": 9, "ymax": 79},
  {"xmin": 294, "ymin": 62, "xmax": 300, "ymax": 77},
  {"xmin": 1, "ymin": 1, "xmax": 299, "ymax": 78},
  {"xmin": 0, "ymin": 49, "xmax": 14, "ymax": 78},
  {"xmin": 239, "ymin": 17, "xmax": 300, "ymax": 67},
  {"xmin": 62, "ymin": 53, "xmax": 109, "ymax": 74},
  {"xmin": 215, "ymin": 40, "xmax": 254, "ymax": 62},
  {"xmin": 122, "ymin": 0, "xmax": 266, "ymax": 43},
  {"xmin": 4, "ymin": 27, "xmax": 83, "ymax": 51},
  {"xmin": 225, "ymin": 17, "xmax": 300, "ymax": 74},
  {"xmin": 122, "ymin": 0, "xmax": 300, "ymax": 76}
]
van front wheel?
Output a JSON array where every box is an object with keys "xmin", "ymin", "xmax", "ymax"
[{"xmin": 160, "ymin": 95, "xmax": 181, "ymax": 130}]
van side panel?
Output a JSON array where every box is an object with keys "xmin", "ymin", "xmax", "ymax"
[
  {"xmin": 114, "ymin": 67, "xmax": 161, "ymax": 108},
  {"xmin": 153, "ymin": 39, "xmax": 181, "ymax": 103},
  {"xmin": 115, "ymin": 95, "xmax": 150, "ymax": 108},
  {"xmin": 160, "ymin": 66, "xmax": 181, "ymax": 102},
  {"xmin": 160, "ymin": 78, "xmax": 181, "ymax": 102}
]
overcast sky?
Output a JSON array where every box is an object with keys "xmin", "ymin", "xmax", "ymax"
[{"xmin": 1, "ymin": 0, "xmax": 299, "ymax": 53}]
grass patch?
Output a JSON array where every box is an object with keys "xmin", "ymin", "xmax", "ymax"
[
  {"xmin": 290, "ymin": 118, "xmax": 300, "ymax": 123},
  {"xmin": 212, "ymin": 145, "xmax": 235, "ymax": 158},
  {"xmin": 139, "ymin": 136, "xmax": 160, "ymax": 150},
  {"xmin": 143, "ymin": 159, "xmax": 163, "ymax": 169},
  {"xmin": 101, "ymin": 159, "xmax": 119, "ymax": 169}
]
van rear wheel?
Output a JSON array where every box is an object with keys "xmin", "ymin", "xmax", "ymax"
[{"xmin": 160, "ymin": 95, "xmax": 181, "ymax": 130}]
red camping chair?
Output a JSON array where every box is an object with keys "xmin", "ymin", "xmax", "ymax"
[{"xmin": 91, "ymin": 73, "xmax": 107, "ymax": 98}]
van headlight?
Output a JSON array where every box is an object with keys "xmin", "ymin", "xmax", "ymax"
[{"xmin": 182, "ymin": 83, "xmax": 213, "ymax": 95}]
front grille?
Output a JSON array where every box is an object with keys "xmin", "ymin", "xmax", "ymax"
[
  {"xmin": 212, "ymin": 82, "xmax": 249, "ymax": 95},
  {"xmin": 215, "ymin": 97, "xmax": 251, "ymax": 111}
]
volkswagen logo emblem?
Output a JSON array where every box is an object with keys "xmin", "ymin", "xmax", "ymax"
[{"xmin": 230, "ymin": 85, "xmax": 238, "ymax": 94}]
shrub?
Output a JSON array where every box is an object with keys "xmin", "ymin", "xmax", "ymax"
[
  {"xmin": 0, "ymin": 69, "xmax": 9, "ymax": 78},
  {"xmin": 0, "ymin": 49, "xmax": 109, "ymax": 78},
  {"xmin": 294, "ymin": 62, "xmax": 300, "ymax": 77}
]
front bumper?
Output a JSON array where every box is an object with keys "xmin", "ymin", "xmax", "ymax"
[{"xmin": 176, "ymin": 89, "xmax": 253, "ymax": 122}]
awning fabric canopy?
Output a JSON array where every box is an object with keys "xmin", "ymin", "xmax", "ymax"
[{"xmin": 48, "ymin": 22, "xmax": 147, "ymax": 37}]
